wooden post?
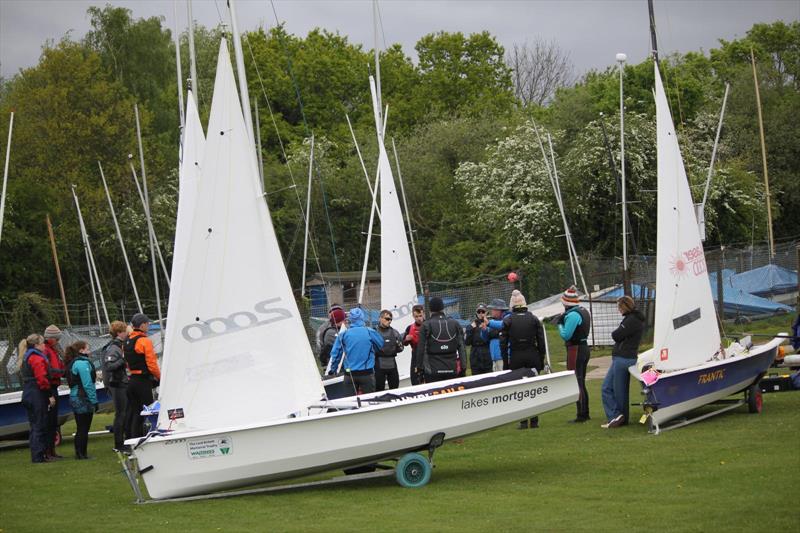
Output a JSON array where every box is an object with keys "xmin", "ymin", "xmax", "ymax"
[
  {"xmin": 46, "ymin": 214, "xmax": 70, "ymax": 326},
  {"xmin": 751, "ymin": 47, "xmax": 774, "ymax": 259}
]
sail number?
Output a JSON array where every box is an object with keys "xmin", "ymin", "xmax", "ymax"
[
  {"xmin": 181, "ymin": 298, "xmax": 292, "ymax": 343},
  {"xmin": 681, "ymin": 246, "xmax": 707, "ymax": 276}
]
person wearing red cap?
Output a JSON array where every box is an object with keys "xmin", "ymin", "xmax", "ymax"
[
  {"xmin": 317, "ymin": 304, "xmax": 346, "ymax": 370},
  {"xmin": 557, "ymin": 286, "xmax": 591, "ymax": 423}
]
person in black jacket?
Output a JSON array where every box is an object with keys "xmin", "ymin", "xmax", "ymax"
[
  {"xmin": 375, "ymin": 310, "xmax": 404, "ymax": 391},
  {"xmin": 420, "ymin": 297, "xmax": 466, "ymax": 382},
  {"xmin": 102, "ymin": 321, "xmax": 129, "ymax": 451},
  {"xmin": 465, "ymin": 303, "xmax": 492, "ymax": 375},
  {"xmin": 601, "ymin": 296, "xmax": 645, "ymax": 428}
]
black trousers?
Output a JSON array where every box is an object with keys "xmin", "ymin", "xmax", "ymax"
[
  {"xmin": 469, "ymin": 347, "xmax": 493, "ymax": 375},
  {"xmin": 22, "ymin": 384, "xmax": 48, "ymax": 462},
  {"xmin": 126, "ymin": 376, "xmax": 154, "ymax": 439},
  {"xmin": 46, "ymin": 391, "xmax": 59, "ymax": 452},
  {"xmin": 569, "ymin": 344, "xmax": 591, "ymax": 420},
  {"xmin": 344, "ymin": 372, "xmax": 375, "ymax": 395},
  {"xmin": 109, "ymin": 385, "xmax": 128, "ymax": 449},
  {"xmin": 73, "ymin": 411, "xmax": 94, "ymax": 458},
  {"xmin": 511, "ymin": 350, "xmax": 544, "ymax": 427},
  {"xmin": 375, "ymin": 368, "xmax": 399, "ymax": 391}
]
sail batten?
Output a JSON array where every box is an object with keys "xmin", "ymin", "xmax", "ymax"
[
  {"xmin": 642, "ymin": 63, "xmax": 721, "ymax": 372},
  {"xmin": 157, "ymin": 40, "xmax": 324, "ymax": 431}
]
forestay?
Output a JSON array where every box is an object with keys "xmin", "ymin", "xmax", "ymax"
[
  {"xmin": 369, "ymin": 76, "xmax": 417, "ymax": 335},
  {"xmin": 156, "ymin": 40, "xmax": 324, "ymax": 431},
  {"xmin": 642, "ymin": 63, "xmax": 721, "ymax": 372},
  {"xmin": 163, "ymin": 89, "xmax": 205, "ymax": 373}
]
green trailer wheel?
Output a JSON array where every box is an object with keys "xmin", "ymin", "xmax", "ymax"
[{"xmin": 395, "ymin": 453, "xmax": 432, "ymax": 488}]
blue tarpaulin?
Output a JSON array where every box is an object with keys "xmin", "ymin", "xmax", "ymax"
[{"xmin": 724, "ymin": 264, "xmax": 797, "ymax": 297}]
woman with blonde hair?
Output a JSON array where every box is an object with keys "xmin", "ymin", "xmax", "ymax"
[
  {"xmin": 601, "ymin": 295, "xmax": 646, "ymax": 429},
  {"xmin": 19, "ymin": 333, "xmax": 56, "ymax": 463},
  {"xmin": 64, "ymin": 341, "xmax": 98, "ymax": 459}
]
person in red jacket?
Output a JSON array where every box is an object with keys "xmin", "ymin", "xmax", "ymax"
[
  {"xmin": 42, "ymin": 324, "xmax": 65, "ymax": 459},
  {"xmin": 403, "ymin": 305, "xmax": 425, "ymax": 385},
  {"xmin": 19, "ymin": 333, "xmax": 56, "ymax": 463},
  {"xmin": 125, "ymin": 313, "xmax": 161, "ymax": 438}
]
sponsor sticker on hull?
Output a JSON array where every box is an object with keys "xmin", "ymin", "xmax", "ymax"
[{"xmin": 187, "ymin": 436, "xmax": 233, "ymax": 460}]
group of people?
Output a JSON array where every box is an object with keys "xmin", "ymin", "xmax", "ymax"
[
  {"xmin": 19, "ymin": 312, "xmax": 161, "ymax": 462},
  {"xmin": 316, "ymin": 284, "xmax": 645, "ymax": 431}
]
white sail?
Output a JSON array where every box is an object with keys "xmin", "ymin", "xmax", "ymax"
[
  {"xmin": 643, "ymin": 63, "xmax": 721, "ymax": 372},
  {"xmin": 156, "ymin": 40, "xmax": 324, "ymax": 431},
  {"xmin": 369, "ymin": 77, "xmax": 417, "ymax": 338},
  {"xmin": 164, "ymin": 89, "xmax": 205, "ymax": 365}
]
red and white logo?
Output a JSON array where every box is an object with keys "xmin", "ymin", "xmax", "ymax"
[{"xmin": 660, "ymin": 348, "xmax": 669, "ymax": 361}]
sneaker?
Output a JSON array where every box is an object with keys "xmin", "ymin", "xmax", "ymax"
[{"xmin": 607, "ymin": 414, "xmax": 625, "ymax": 429}]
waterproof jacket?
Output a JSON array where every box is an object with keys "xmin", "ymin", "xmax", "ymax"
[
  {"xmin": 376, "ymin": 325, "xmax": 404, "ymax": 370},
  {"xmin": 67, "ymin": 356, "xmax": 98, "ymax": 414},
  {"xmin": 21, "ymin": 348, "xmax": 53, "ymax": 392},
  {"xmin": 611, "ymin": 309, "xmax": 646, "ymax": 359},
  {"xmin": 124, "ymin": 330, "xmax": 160, "ymax": 381},
  {"xmin": 420, "ymin": 312, "xmax": 466, "ymax": 379},
  {"xmin": 43, "ymin": 342, "xmax": 65, "ymax": 388},
  {"xmin": 482, "ymin": 311, "xmax": 511, "ymax": 363},
  {"xmin": 102, "ymin": 337, "xmax": 129, "ymax": 387},
  {"xmin": 317, "ymin": 323, "xmax": 340, "ymax": 366},
  {"xmin": 328, "ymin": 318, "xmax": 383, "ymax": 374},
  {"xmin": 404, "ymin": 322, "xmax": 423, "ymax": 371}
]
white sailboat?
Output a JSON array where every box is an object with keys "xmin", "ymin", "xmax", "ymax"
[
  {"xmin": 124, "ymin": 39, "xmax": 578, "ymax": 501},
  {"xmin": 632, "ymin": 62, "xmax": 783, "ymax": 433}
]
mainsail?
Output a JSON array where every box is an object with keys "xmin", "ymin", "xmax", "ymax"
[
  {"xmin": 156, "ymin": 40, "xmax": 324, "ymax": 431},
  {"xmin": 369, "ymin": 76, "xmax": 417, "ymax": 336},
  {"xmin": 643, "ymin": 62, "xmax": 721, "ymax": 372}
]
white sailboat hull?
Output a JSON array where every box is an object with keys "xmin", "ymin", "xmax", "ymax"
[{"xmin": 130, "ymin": 370, "xmax": 577, "ymax": 499}]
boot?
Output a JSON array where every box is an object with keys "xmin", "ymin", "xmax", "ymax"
[{"xmin": 517, "ymin": 420, "xmax": 529, "ymax": 430}]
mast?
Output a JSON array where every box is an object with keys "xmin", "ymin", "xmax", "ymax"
[
  {"xmin": 0, "ymin": 111, "xmax": 13, "ymax": 245},
  {"xmin": 128, "ymin": 160, "xmax": 171, "ymax": 285},
  {"xmin": 46, "ymin": 214, "xmax": 71, "ymax": 326},
  {"xmin": 134, "ymin": 104, "xmax": 165, "ymax": 342},
  {"xmin": 648, "ymin": 0, "xmax": 659, "ymax": 64},
  {"xmin": 301, "ymin": 135, "xmax": 314, "ymax": 297},
  {"xmin": 751, "ymin": 48, "xmax": 774, "ymax": 258},
  {"xmin": 616, "ymin": 52, "xmax": 629, "ymax": 294},
  {"xmin": 187, "ymin": 0, "xmax": 199, "ymax": 99},
  {"xmin": 699, "ymin": 83, "xmax": 730, "ymax": 241},
  {"xmin": 373, "ymin": 0, "xmax": 382, "ymax": 128},
  {"xmin": 71, "ymin": 186, "xmax": 110, "ymax": 327},
  {"xmin": 173, "ymin": 0, "xmax": 185, "ymax": 131},
  {"xmin": 98, "ymin": 160, "xmax": 143, "ymax": 313}
]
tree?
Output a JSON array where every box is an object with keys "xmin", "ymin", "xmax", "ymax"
[{"xmin": 507, "ymin": 38, "xmax": 575, "ymax": 106}]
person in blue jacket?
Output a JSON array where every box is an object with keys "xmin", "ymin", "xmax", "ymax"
[
  {"xmin": 328, "ymin": 307, "xmax": 384, "ymax": 395},
  {"xmin": 64, "ymin": 341, "xmax": 98, "ymax": 459},
  {"xmin": 480, "ymin": 298, "xmax": 510, "ymax": 371},
  {"xmin": 557, "ymin": 286, "xmax": 591, "ymax": 423}
]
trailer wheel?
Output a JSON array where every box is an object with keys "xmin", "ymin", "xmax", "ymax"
[
  {"xmin": 747, "ymin": 384, "xmax": 763, "ymax": 414},
  {"xmin": 396, "ymin": 453, "xmax": 431, "ymax": 488}
]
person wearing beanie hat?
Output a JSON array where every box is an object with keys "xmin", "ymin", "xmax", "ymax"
[
  {"xmin": 41, "ymin": 325, "xmax": 66, "ymax": 460},
  {"xmin": 125, "ymin": 314, "xmax": 160, "ymax": 438},
  {"xmin": 316, "ymin": 304, "xmax": 347, "ymax": 369},
  {"xmin": 557, "ymin": 286, "xmax": 592, "ymax": 422},
  {"xmin": 328, "ymin": 307, "xmax": 384, "ymax": 395},
  {"xmin": 419, "ymin": 298, "xmax": 466, "ymax": 383},
  {"xmin": 465, "ymin": 304, "xmax": 492, "ymax": 375},
  {"xmin": 483, "ymin": 290, "xmax": 546, "ymax": 429},
  {"xmin": 601, "ymin": 296, "xmax": 646, "ymax": 429},
  {"xmin": 483, "ymin": 299, "xmax": 511, "ymax": 371}
]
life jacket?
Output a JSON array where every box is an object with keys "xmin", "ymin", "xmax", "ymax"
[
  {"xmin": 378, "ymin": 328, "xmax": 401, "ymax": 357},
  {"xmin": 21, "ymin": 349, "xmax": 50, "ymax": 383},
  {"xmin": 44, "ymin": 344, "xmax": 65, "ymax": 382},
  {"xmin": 506, "ymin": 311, "xmax": 539, "ymax": 353},
  {"xmin": 124, "ymin": 333, "xmax": 150, "ymax": 377},
  {"xmin": 67, "ymin": 355, "xmax": 96, "ymax": 399},
  {"xmin": 567, "ymin": 307, "xmax": 591, "ymax": 345},
  {"xmin": 102, "ymin": 338, "xmax": 128, "ymax": 386},
  {"xmin": 467, "ymin": 322, "xmax": 489, "ymax": 347},
  {"xmin": 425, "ymin": 315, "xmax": 459, "ymax": 355}
]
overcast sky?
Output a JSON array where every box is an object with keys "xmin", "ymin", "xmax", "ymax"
[{"xmin": 1, "ymin": 0, "xmax": 798, "ymax": 80}]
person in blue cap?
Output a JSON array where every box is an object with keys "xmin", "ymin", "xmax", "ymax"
[{"xmin": 328, "ymin": 307, "xmax": 384, "ymax": 395}]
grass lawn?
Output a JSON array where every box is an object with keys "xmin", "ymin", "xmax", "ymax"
[{"xmin": 1, "ymin": 316, "xmax": 797, "ymax": 532}]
